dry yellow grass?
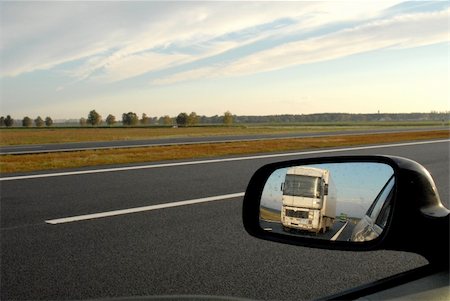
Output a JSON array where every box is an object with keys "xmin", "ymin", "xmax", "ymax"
[
  {"xmin": 260, "ymin": 207, "xmax": 281, "ymax": 222},
  {"xmin": 0, "ymin": 130, "xmax": 448, "ymax": 174},
  {"xmin": 0, "ymin": 127, "xmax": 307, "ymax": 146},
  {"xmin": 0, "ymin": 125, "xmax": 426, "ymax": 146}
]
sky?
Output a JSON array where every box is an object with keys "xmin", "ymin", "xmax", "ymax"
[{"xmin": 1, "ymin": 1, "xmax": 449, "ymax": 119}]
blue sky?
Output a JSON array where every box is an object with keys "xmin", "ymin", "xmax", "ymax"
[{"xmin": 1, "ymin": 1, "xmax": 449, "ymax": 119}]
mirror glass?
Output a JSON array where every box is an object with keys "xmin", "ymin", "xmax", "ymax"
[{"xmin": 259, "ymin": 162, "xmax": 395, "ymax": 242}]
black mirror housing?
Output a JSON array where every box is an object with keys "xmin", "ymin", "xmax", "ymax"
[{"xmin": 242, "ymin": 155, "xmax": 449, "ymax": 268}]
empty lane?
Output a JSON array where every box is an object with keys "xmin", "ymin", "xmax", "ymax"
[{"xmin": 1, "ymin": 139, "xmax": 448, "ymax": 300}]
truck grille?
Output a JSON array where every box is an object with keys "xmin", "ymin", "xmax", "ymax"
[{"xmin": 285, "ymin": 209, "xmax": 308, "ymax": 219}]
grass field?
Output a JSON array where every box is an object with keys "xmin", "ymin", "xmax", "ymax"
[
  {"xmin": 0, "ymin": 122, "xmax": 447, "ymax": 146},
  {"xmin": 260, "ymin": 207, "xmax": 282, "ymax": 222},
  {"xmin": 1, "ymin": 130, "xmax": 448, "ymax": 174}
]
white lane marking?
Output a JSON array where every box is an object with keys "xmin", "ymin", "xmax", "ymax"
[
  {"xmin": 1, "ymin": 139, "xmax": 449, "ymax": 182},
  {"xmin": 331, "ymin": 221, "xmax": 349, "ymax": 241},
  {"xmin": 45, "ymin": 192, "xmax": 245, "ymax": 225}
]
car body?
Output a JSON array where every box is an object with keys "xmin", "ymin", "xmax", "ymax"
[{"xmin": 350, "ymin": 175, "xmax": 395, "ymax": 242}]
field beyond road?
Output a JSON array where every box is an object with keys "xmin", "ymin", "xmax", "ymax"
[
  {"xmin": 3, "ymin": 125, "xmax": 356, "ymax": 146},
  {"xmin": 1, "ymin": 129, "xmax": 448, "ymax": 174},
  {"xmin": 0, "ymin": 122, "xmax": 447, "ymax": 146}
]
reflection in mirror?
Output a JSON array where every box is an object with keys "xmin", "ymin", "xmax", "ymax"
[{"xmin": 260, "ymin": 163, "xmax": 395, "ymax": 242}]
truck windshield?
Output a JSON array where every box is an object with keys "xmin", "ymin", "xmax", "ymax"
[{"xmin": 284, "ymin": 175, "xmax": 319, "ymax": 198}]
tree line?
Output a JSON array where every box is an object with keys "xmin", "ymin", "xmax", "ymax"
[
  {"xmin": 1, "ymin": 111, "xmax": 448, "ymax": 127},
  {"xmin": 77, "ymin": 110, "xmax": 234, "ymax": 127},
  {"xmin": 0, "ymin": 115, "xmax": 53, "ymax": 127},
  {"xmin": 0, "ymin": 111, "xmax": 232, "ymax": 127},
  {"xmin": 232, "ymin": 112, "xmax": 449, "ymax": 123}
]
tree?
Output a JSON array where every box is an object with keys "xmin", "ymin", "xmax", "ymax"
[
  {"xmin": 79, "ymin": 117, "xmax": 87, "ymax": 126},
  {"xmin": 0, "ymin": 116, "xmax": 5, "ymax": 127},
  {"xmin": 176, "ymin": 112, "xmax": 188, "ymax": 127},
  {"xmin": 122, "ymin": 112, "xmax": 139, "ymax": 126},
  {"xmin": 45, "ymin": 116, "xmax": 53, "ymax": 127},
  {"xmin": 22, "ymin": 116, "xmax": 33, "ymax": 127},
  {"xmin": 223, "ymin": 111, "xmax": 233, "ymax": 126},
  {"xmin": 161, "ymin": 115, "xmax": 173, "ymax": 125},
  {"xmin": 187, "ymin": 112, "xmax": 199, "ymax": 126},
  {"xmin": 35, "ymin": 116, "xmax": 45, "ymax": 127},
  {"xmin": 4, "ymin": 115, "xmax": 14, "ymax": 127},
  {"xmin": 87, "ymin": 110, "xmax": 102, "ymax": 126},
  {"xmin": 106, "ymin": 114, "xmax": 116, "ymax": 126},
  {"xmin": 141, "ymin": 113, "xmax": 150, "ymax": 125}
]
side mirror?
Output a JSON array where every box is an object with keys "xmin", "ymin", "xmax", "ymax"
[{"xmin": 243, "ymin": 156, "xmax": 449, "ymax": 266}]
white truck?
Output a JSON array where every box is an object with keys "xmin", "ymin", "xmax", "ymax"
[{"xmin": 281, "ymin": 166, "xmax": 337, "ymax": 233}]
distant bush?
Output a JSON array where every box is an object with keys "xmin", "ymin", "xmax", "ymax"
[
  {"xmin": 4, "ymin": 115, "xmax": 14, "ymax": 127},
  {"xmin": 176, "ymin": 113, "xmax": 188, "ymax": 127},
  {"xmin": 79, "ymin": 117, "xmax": 87, "ymax": 126},
  {"xmin": 87, "ymin": 110, "xmax": 102, "ymax": 126},
  {"xmin": 223, "ymin": 111, "xmax": 233, "ymax": 125},
  {"xmin": 45, "ymin": 116, "xmax": 53, "ymax": 127},
  {"xmin": 22, "ymin": 116, "xmax": 33, "ymax": 127},
  {"xmin": 35, "ymin": 116, "xmax": 45, "ymax": 127},
  {"xmin": 122, "ymin": 112, "xmax": 139, "ymax": 126},
  {"xmin": 106, "ymin": 114, "xmax": 116, "ymax": 126}
]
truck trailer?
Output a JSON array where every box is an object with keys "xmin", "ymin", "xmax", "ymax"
[{"xmin": 281, "ymin": 166, "xmax": 337, "ymax": 233}]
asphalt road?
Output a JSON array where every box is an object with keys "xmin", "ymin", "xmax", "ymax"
[
  {"xmin": 260, "ymin": 220, "xmax": 353, "ymax": 241},
  {"xmin": 0, "ymin": 127, "xmax": 447, "ymax": 155},
  {"xmin": 1, "ymin": 139, "xmax": 449, "ymax": 300}
]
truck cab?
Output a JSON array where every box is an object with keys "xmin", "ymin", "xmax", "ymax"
[{"xmin": 281, "ymin": 166, "xmax": 337, "ymax": 233}]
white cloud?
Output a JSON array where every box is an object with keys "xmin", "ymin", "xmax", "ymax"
[
  {"xmin": 85, "ymin": 39, "xmax": 249, "ymax": 83},
  {"xmin": 228, "ymin": 9, "xmax": 450, "ymax": 74},
  {"xmin": 152, "ymin": 8, "xmax": 449, "ymax": 85},
  {"xmin": 1, "ymin": 1, "xmax": 402, "ymax": 81},
  {"xmin": 151, "ymin": 66, "xmax": 219, "ymax": 86}
]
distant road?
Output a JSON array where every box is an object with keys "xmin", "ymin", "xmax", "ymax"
[{"xmin": 1, "ymin": 126, "xmax": 447, "ymax": 155}]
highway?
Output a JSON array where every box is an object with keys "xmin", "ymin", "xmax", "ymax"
[
  {"xmin": 1, "ymin": 139, "xmax": 449, "ymax": 300},
  {"xmin": 0, "ymin": 127, "xmax": 447, "ymax": 155},
  {"xmin": 260, "ymin": 220, "xmax": 354, "ymax": 241}
]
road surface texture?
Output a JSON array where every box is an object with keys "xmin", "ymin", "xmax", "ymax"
[
  {"xmin": 260, "ymin": 220, "xmax": 353, "ymax": 241},
  {"xmin": 1, "ymin": 139, "xmax": 449, "ymax": 300}
]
